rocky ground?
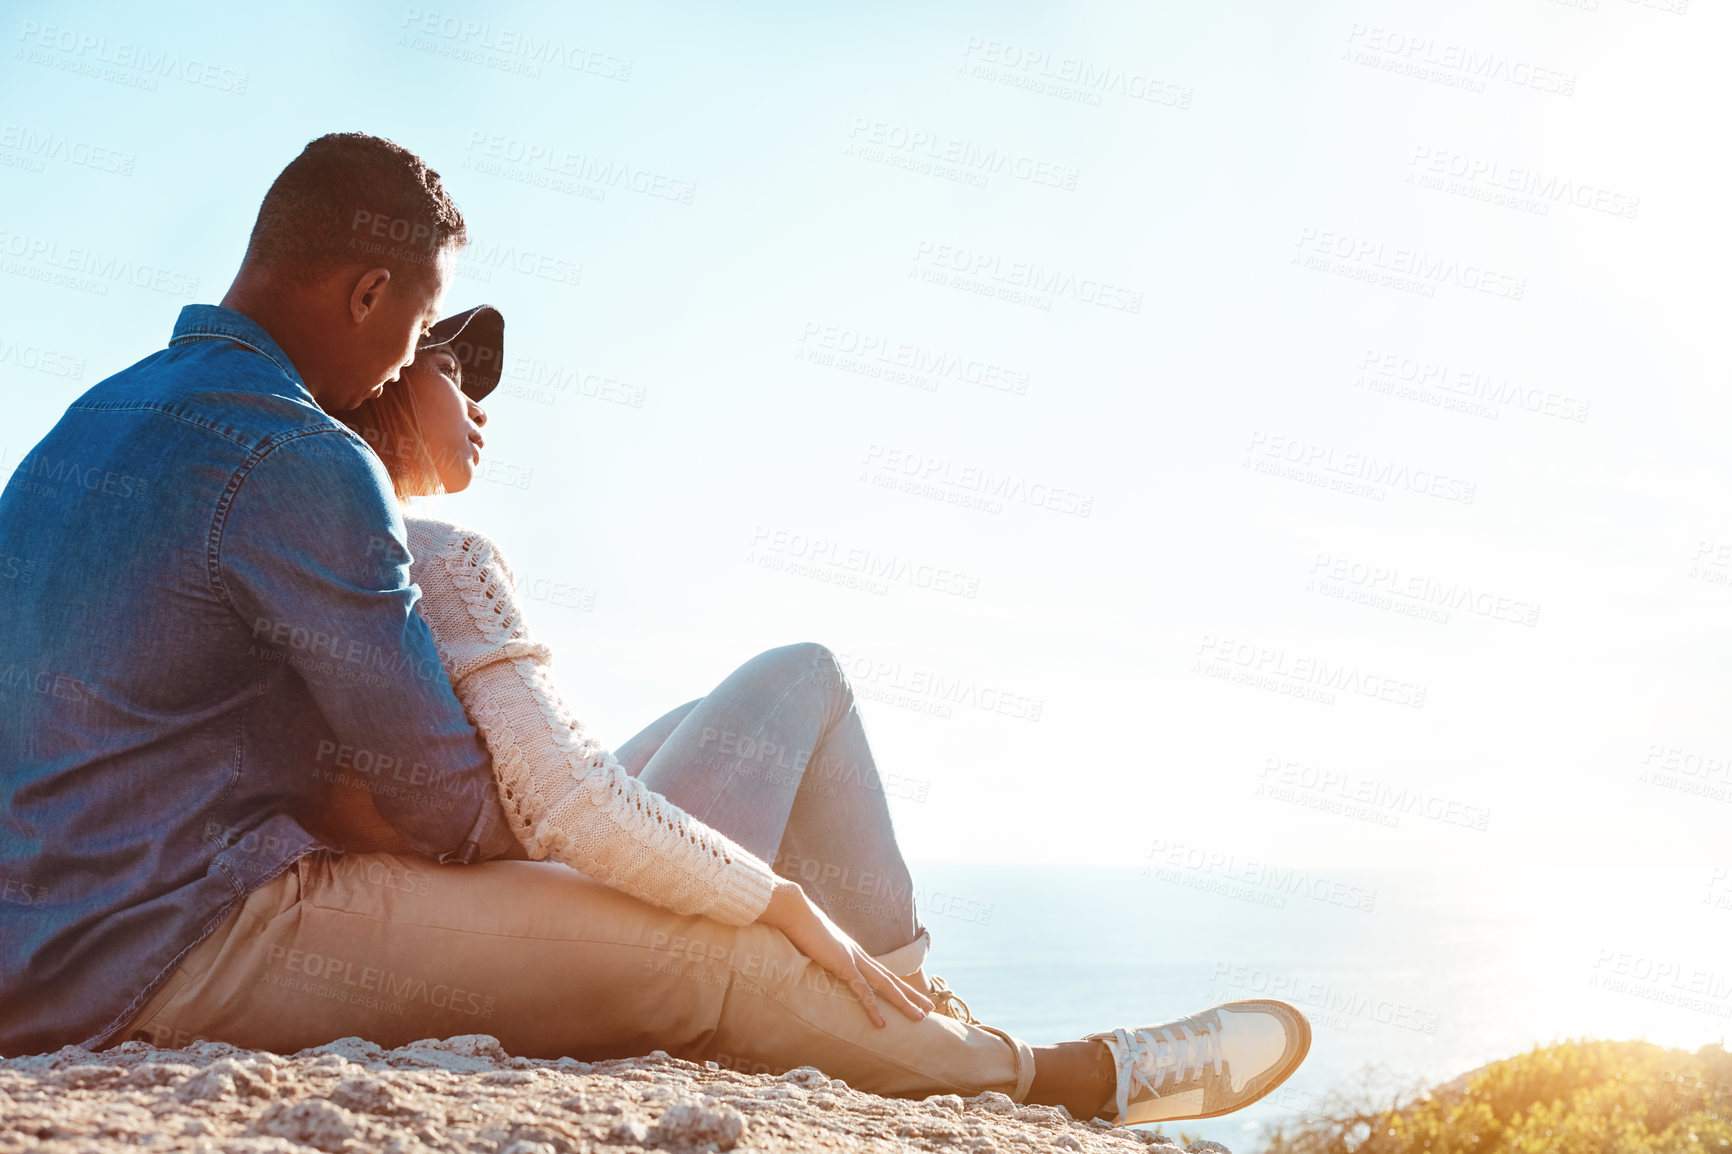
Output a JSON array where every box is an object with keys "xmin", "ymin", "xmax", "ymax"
[{"xmin": 0, "ymin": 1034, "xmax": 1231, "ymax": 1154}]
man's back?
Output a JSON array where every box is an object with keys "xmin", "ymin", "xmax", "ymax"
[{"xmin": 0, "ymin": 306, "xmax": 497, "ymax": 1055}]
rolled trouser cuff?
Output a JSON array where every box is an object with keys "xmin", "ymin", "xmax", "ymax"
[
  {"xmin": 975, "ymin": 1024, "xmax": 1036, "ymax": 1103},
  {"xmin": 869, "ymin": 928, "xmax": 930, "ymax": 978}
]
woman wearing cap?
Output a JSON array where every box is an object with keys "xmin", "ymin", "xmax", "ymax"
[{"xmin": 307, "ymin": 306, "xmax": 1310, "ymax": 1128}]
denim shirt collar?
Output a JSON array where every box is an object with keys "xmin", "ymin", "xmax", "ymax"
[{"xmin": 169, "ymin": 304, "xmax": 304, "ymax": 386}]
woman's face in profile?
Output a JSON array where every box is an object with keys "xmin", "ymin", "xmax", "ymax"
[{"xmin": 403, "ymin": 344, "xmax": 487, "ymax": 494}]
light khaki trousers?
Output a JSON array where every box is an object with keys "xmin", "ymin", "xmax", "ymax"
[{"xmin": 123, "ymin": 851, "xmax": 1035, "ymax": 1102}]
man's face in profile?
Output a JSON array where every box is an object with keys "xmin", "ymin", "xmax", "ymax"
[{"xmin": 334, "ymin": 248, "xmax": 454, "ymax": 411}]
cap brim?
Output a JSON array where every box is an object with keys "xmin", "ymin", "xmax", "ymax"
[{"xmin": 421, "ymin": 305, "xmax": 504, "ymax": 402}]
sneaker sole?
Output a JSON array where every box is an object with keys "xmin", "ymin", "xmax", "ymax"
[{"xmin": 1127, "ymin": 999, "xmax": 1313, "ymax": 1124}]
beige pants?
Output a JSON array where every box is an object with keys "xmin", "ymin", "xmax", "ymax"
[{"xmin": 123, "ymin": 851, "xmax": 1035, "ymax": 1101}]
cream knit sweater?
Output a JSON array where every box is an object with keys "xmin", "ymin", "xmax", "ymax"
[{"xmin": 404, "ymin": 515, "xmax": 780, "ymax": 927}]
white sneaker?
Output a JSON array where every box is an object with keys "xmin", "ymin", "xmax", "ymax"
[{"xmin": 1087, "ymin": 999, "xmax": 1311, "ymax": 1124}]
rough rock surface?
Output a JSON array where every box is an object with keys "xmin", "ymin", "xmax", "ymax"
[{"xmin": 0, "ymin": 1034, "xmax": 1231, "ymax": 1153}]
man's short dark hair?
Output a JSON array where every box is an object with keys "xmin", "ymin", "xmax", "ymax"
[{"xmin": 243, "ymin": 132, "xmax": 467, "ymax": 284}]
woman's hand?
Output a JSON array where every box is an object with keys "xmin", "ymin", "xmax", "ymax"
[{"xmin": 757, "ymin": 880, "xmax": 935, "ymax": 1028}]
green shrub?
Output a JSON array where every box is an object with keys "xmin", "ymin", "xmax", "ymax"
[{"xmin": 1264, "ymin": 1039, "xmax": 1732, "ymax": 1154}]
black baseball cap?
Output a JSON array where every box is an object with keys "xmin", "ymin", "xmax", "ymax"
[{"xmin": 419, "ymin": 305, "xmax": 504, "ymax": 402}]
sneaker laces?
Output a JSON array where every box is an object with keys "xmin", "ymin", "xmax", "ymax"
[
  {"xmin": 1111, "ymin": 1022, "xmax": 1223, "ymax": 1119},
  {"xmin": 925, "ymin": 974, "xmax": 978, "ymax": 1025}
]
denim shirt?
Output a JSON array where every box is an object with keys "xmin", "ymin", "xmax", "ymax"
[{"xmin": 0, "ymin": 305, "xmax": 509, "ymax": 1055}]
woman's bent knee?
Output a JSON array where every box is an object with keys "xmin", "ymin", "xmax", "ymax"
[{"xmin": 751, "ymin": 642, "xmax": 847, "ymax": 694}]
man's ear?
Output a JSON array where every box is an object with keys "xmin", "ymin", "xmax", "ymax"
[{"xmin": 348, "ymin": 267, "xmax": 393, "ymax": 323}]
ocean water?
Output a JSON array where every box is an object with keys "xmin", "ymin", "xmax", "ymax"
[{"xmin": 908, "ymin": 863, "xmax": 1732, "ymax": 1151}]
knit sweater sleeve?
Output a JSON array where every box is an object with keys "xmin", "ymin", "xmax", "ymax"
[{"xmin": 406, "ymin": 519, "xmax": 779, "ymax": 926}]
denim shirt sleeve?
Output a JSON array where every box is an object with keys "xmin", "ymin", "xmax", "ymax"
[{"xmin": 215, "ymin": 428, "xmax": 505, "ymax": 862}]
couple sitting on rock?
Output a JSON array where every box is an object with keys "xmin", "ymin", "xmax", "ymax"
[{"xmin": 0, "ymin": 132, "xmax": 1309, "ymax": 1128}]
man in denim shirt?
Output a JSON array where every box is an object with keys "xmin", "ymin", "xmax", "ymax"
[
  {"xmin": 0, "ymin": 133, "xmax": 1309, "ymax": 1125},
  {"xmin": 0, "ymin": 133, "xmax": 513, "ymax": 1054}
]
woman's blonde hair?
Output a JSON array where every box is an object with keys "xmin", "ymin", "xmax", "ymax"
[{"xmin": 337, "ymin": 368, "xmax": 446, "ymax": 501}]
